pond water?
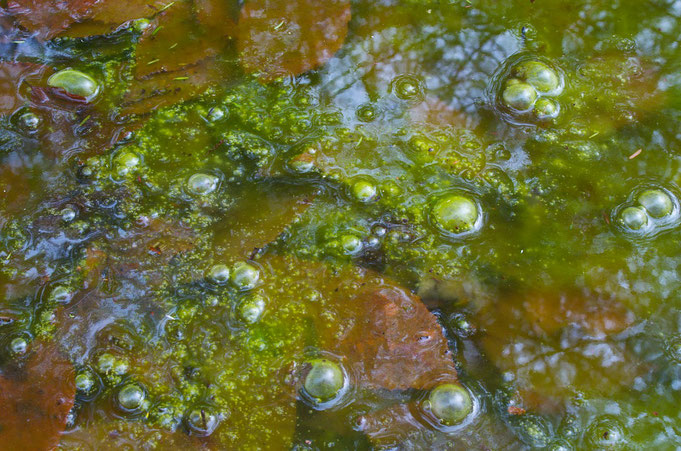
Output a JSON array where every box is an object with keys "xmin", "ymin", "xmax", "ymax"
[{"xmin": 1, "ymin": 0, "xmax": 681, "ymax": 449}]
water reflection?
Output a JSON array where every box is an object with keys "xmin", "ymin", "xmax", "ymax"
[{"xmin": 3, "ymin": 0, "xmax": 681, "ymax": 448}]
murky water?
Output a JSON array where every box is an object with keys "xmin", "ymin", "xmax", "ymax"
[{"xmin": 1, "ymin": 0, "xmax": 681, "ymax": 449}]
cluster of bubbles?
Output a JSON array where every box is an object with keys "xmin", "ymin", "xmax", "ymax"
[
  {"xmin": 113, "ymin": 380, "xmax": 224, "ymax": 436},
  {"xmin": 206, "ymin": 261, "xmax": 261, "ymax": 291},
  {"xmin": 615, "ymin": 186, "xmax": 679, "ymax": 235},
  {"xmin": 498, "ymin": 58, "xmax": 563, "ymax": 122},
  {"xmin": 207, "ymin": 262, "xmax": 265, "ymax": 325},
  {"xmin": 74, "ymin": 352, "xmax": 225, "ymax": 436}
]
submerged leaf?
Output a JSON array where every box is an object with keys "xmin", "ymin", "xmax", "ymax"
[
  {"xmin": 83, "ymin": 0, "xmax": 168, "ymax": 25},
  {"xmin": 135, "ymin": 0, "xmax": 233, "ymax": 79},
  {"xmin": 213, "ymin": 183, "xmax": 314, "ymax": 260},
  {"xmin": 0, "ymin": 63, "xmax": 46, "ymax": 115},
  {"xmin": 477, "ymin": 288, "xmax": 640, "ymax": 408},
  {"xmin": 261, "ymin": 255, "xmax": 458, "ymax": 391},
  {"xmin": 7, "ymin": 0, "xmax": 100, "ymax": 38},
  {"xmin": 238, "ymin": 0, "xmax": 351, "ymax": 81},
  {"xmin": 121, "ymin": 59, "xmax": 229, "ymax": 115},
  {"xmin": 58, "ymin": 1, "xmax": 172, "ymax": 38},
  {"xmin": 0, "ymin": 342, "xmax": 75, "ymax": 450},
  {"xmin": 194, "ymin": 0, "xmax": 239, "ymax": 35}
]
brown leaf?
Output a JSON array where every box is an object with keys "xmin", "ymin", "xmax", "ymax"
[
  {"xmin": 476, "ymin": 288, "xmax": 641, "ymax": 408},
  {"xmin": 238, "ymin": 0, "xmax": 351, "ymax": 81},
  {"xmin": 194, "ymin": 0, "xmax": 239, "ymax": 35},
  {"xmin": 86, "ymin": 0, "xmax": 168, "ymax": 25},
  {"xmin": 0, "ymin": 342, "xmax": 75, "ymax": 451},
  {"xmin": 0, "ymin": 62, "xmax": 48, "ymax": 115},
  {"xmin": 81, "ymin": 216, "xmax": 197, "ymax": 291},
  {"xmin": 522, "ymin": 290, "xmax": 633, "ymax": 338},
  {"xmin": 135, "ymin": 1, "xmax": 233, "ymax": 79},
  {"xmin": 263, "ymin": 256, "xmax": 457, "ymax": 391},
  {"xmin": 7, "ymin": 0, "xmax": 101, "ymax": 39},
  {"xmin": 121, "ymin": 58, "xmax": 228, "ymax": 115},
  {"xmin": 212, "ymin": 183, "xmax": 313, "ymax": 261},
  {"xmin": 58, "ymin": 1, "xmax": 169, "ymax": 38},
  {"xmin": 333, "ymin": 286, "xmax": 457, "ymax": 390}
]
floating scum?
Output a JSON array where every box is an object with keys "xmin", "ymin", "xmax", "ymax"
[
  {"xmin": 2, "ymin": 0, "xmax": 681, "ymax": 449},
  {"xmin": 53, "ymin": 255, "xmax": 466, "ymax": 449}
]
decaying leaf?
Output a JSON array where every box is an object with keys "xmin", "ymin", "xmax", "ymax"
[
  {"xmin": 0, "ymin": 63, "xmax": 47, "ymax": 115},
  {"xmin": 135, "ymin": 1, "xmax": 229, "ymax": 79},
  {"xmin": 121, "ymin": 58, "xmax": 228, "ymax": 115},
  {"xmin": 195, "ymin": 0, "xmax": 239, "ymax": 34},
  {"xmin": 7, "ymin": 0, "xmax": 100, "ymax": 39},
  {"xmin": 212, "ymin": 183, "xmax": 314, "ymax": 261},
  {"xmin": 57, "ymin": 1, "xmax": 175, "ymax": 38},
  {"xmin": 78, "ymin": 216, "xmax": 198, "ymax": 292},
  {"xmin": 0, "ymin": 341, "xmax": 75, "ymax": 450},
  {"xmin": 476, "ymin": 288, "xmax": 641, "ymax": 409},
  {"xmin": 81, "ymin": 0, "xmax": 169, "ymax": 26},
  {"xmin": 262, "ymin": 255, "xmax": 458, "ymax": 391},
  {"xmin": 238, "ymin": 0, "xmax": 351, "ymax": 81}
]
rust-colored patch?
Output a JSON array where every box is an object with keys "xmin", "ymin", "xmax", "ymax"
[
  {"xmin": 8, "ymin": 0, "xmax": 101, "ymax": 39},
  {"xmin": 238, "ymin": 0, "xmax": 351, "ymax": 81},
  {"xmin": 0, "ymin": 342, "xmax": 75, "ymax": 450},
  {"xmin": 121, "ymin": 59, "xmax": 228, "ymax": 115},
  {"xmin": 335, "ymin": 286, "xmax": 457, "ymax": 390},
  {"xmin": 264, "ymin": 256, "xmax": 458, "ymax": 391},
  {"xmin": 0, "ymin": 62, "xmax": 48, "ymax": 115},
  {"xmin": 135, "ymin": 1, "xmax": 233, "ymax": 79},
  {"xmin": 476, "ymin": 288, "xmax": 641, "ymax": 409}
]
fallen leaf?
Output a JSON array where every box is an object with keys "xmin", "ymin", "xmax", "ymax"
[
  {"xmin": 522, "ymin": 290, "xmax": 633, "ymax": 338},
  {"xmin": 135, "ymin": 1, "xmax": 233, "ymax": 79},
  {"xmin": 7, "ymin": 0, "xmax": 100, "ymax": 39},
  {"xmin": 57, "ymin": 0, "xmax": 170, "ymax": 37},
  {"xmin": 0, "ymin": 341, "xmax": 75, "ymax": 451},
  {"xmin": 238, "ymin": 0, "xmax": 351, "ymax": 81},
  {"xmin": 121, "ymin": 58, "xmax": 228, "ymax": 115},
  {"xmin": 194, "ymin": 0, "xmax": 239, "ymax": 35},
  {"xmin": 476, "ymin": 288, "xmax": 641, "ymax": 409},
  {"xmin": 336, "ymin": 286, "xmax": 457, "ymax": 390},
  {"xmin": 212, "ymin": 182, "xmax": 314, "ymax": 261},
  {"xmin": 0, "ymin": 62, "xmax": 48, "ymax": 115},
  {"xmin": 262, "ymin": 255, "xmax": 458, "ymax": 391},
  {"xmin": 85, "ymin": 0, "xmax": 168, "ymax": 26}
]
